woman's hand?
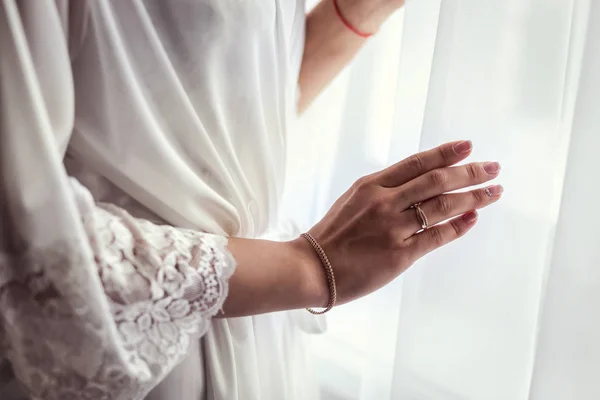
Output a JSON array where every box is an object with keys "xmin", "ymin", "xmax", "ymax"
[{"xmin": 299, "ymin": 141, "xmax": 503, "ymax": 307}]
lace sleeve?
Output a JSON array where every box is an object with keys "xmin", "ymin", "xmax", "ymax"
[
  {"xmin": 1, "ymin": 2, "xmax": 235, "ymax": 398},
  {"xmin": 0, "ymin": 180, "xmax": 235, "ymax": 400}
]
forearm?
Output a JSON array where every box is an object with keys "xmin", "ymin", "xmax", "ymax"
[
  {"xmin": 223, "ymin": 237, "xmax": 327, "ymax": 317},
  {"xmin": 298, "ymin": 0, "xmax": 401, "ymax": 112}
]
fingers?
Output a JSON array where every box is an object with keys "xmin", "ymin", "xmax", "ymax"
[
  {"xmin": 407, "ymin": 211, "xmax": 479, "ymax": 258},
  {"xmin": 375, "ymin": 141, "xmax": 473, "ymax": 188},
  {"xmin": 400, "ymin": 184, "xmax": 503, "ymax": 237},
  {"xmin": 397, "ymin": 161, "xmax": 501, "ymax": 209}
]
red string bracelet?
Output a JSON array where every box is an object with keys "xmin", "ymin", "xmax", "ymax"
[{"xmin": 332, "ymin": 0, "xmax": 375, "ymax": 38}]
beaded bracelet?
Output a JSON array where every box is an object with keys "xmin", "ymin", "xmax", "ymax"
[{"xmin": 301, "ymin": 233, "xmax": 337, "ymax": 315}]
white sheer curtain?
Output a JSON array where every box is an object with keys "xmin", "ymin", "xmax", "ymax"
[{"xmin": 283, "ymin": 0, "xmax": 600, "ymax": 399}]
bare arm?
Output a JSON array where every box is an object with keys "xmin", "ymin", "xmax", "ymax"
[
  {"xmin": 298, "ymin": 0, "xmax": 404, "ymax": 111},
  {"xmin": 224, "ymin": 237, "xmax": 326, "ymax": 316}
]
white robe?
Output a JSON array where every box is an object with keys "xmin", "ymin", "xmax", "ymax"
[{"xmin": 0, "ymin": 1, "xmax": 317, "ymax": 399}]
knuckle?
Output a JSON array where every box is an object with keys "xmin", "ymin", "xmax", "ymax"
[
  {"xmin": 466, "ymin": 163, "xmax": 480, "ymax": 180},
  {"xmin": 471, "ymin": 189, "xmax": 486, "ymax": 204},
  {"xmin": 353, "ymin": 176, "xmax": 372, "ymax": 191},
  {"xmin": 433, "ymin": 195, "xmax": 453, "ymax": 215},
  {"xmin": 373, "ymin": 193, "xmax": 396, "ymax": 216},
  {"xmin": 429, "ymin": 169, "xmax": 449, "ymax": 188},
  {"xmin": 372, "ymin": 196, "xmax": 389, "ymax": 215},
  {"xmin": 428, "ymin": 227, "xmax": 445, "ymax": 246},
  {"xmin": 396, "ymin": 189, "xmax": 407, "ymax": 203},
  {"xmin": 450, "ymin": 219, "xmax": 463, "ymax": 237},
  {"xmin": 437, "ymin": 145, "xmax": 451, "ymax": 163},
  {"xmin": 406, "ymin": 155, "xmax": 425, "ymax": 174}
]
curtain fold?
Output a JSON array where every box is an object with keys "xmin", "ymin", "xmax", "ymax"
[
  {"xmin": 528, "ymin": 1, "xmax": 599, "ymax": 398},
  {"xmin": 285, "ymin": 0, "xmax": 598, "ymax": 398}
]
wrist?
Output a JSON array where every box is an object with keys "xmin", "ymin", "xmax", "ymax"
[
  {"xmin": 288, "ymin": 237, "xmax": 330, "ymax": 309},
  {"xmin": 334, "ymin": 0, "xmax": 402, "ymax": 34}
]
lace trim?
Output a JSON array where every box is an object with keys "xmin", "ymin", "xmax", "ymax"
[{"xmin": 0, "ymin": 205, "xmax": 235, "ymax": 400}]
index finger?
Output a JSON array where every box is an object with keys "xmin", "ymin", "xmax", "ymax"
[{"xmin": 376, "ymin": 140, "xmax": 473, "ymax": 188}]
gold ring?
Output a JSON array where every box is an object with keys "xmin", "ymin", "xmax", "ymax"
[{"xmin": 410, "ymin": 202, "xmax": 429, "ymax": 230}]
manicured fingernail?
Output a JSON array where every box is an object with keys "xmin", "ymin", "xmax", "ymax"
[
  {"xmin": 484, "ymin": 184, "xmax": 504, "ymax": 197},
  {"xmin": 462, "ymin": 211, "xmax": 478, "ymax": 224},
  {"xmin": 483, "ymin": 162, "xmax": 501, "ymax": 174},
  {"xmin": 453, "ymin": 140, "xmax": 472, "ymax": 155}
]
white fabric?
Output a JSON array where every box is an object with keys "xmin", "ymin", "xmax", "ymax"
[
  {"xmin": 1, "ymin": 1, "xmax": 314, "ymax": 400},
  {"xmin": 290, "ymin": 0, "xmax": 600, "ymax": 399}
]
